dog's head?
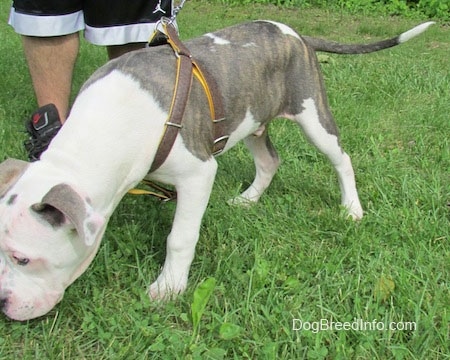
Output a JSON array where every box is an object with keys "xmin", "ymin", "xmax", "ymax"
[{"xmin": 0, "ymin": 158, "xmax": 106, "ymax": 321}]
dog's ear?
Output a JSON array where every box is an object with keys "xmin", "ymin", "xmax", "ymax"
[
  {"xmin": 31, "ymin": 184, "xmax": 106, "ymax": 246},
  {"xmin": 0, "ymin": 158, "xmax": 29, "ymax": 197}
]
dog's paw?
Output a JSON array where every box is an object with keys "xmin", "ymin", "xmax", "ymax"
[
  {"xmin": 227, "ymin": 192, "xmax": 262, "ymax": 207},
  {"xmin": 227, "ymin": 185, "xmax": 265, "ymax": 206},
  {"xmin": 227, "ymin": 196, "xmax": 254, "ymax": 207},
  {"xmin": 345, "ymin": 203, "xmax": 364, "ymax": 221},
  {"xmin": 148, "ymin": 279, "xmax": 186, "ymax": 301}
]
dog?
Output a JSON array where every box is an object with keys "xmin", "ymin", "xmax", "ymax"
[{"xmin": 0, "ymin": 20, "xmax": 434, "ymax": 320}]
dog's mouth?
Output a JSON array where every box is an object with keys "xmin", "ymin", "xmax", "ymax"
[
  {"xmin": 0, "ymin": 287, "xmax": 64, "ymax": 321},
  {"xmin": 2, "ymin": 299, "xmax": 50, "ymax": 321}
]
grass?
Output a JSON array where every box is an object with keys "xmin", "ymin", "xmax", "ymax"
[{"xmin": 0, "ymin": 1, "xmax": 449, "ymax": 359}]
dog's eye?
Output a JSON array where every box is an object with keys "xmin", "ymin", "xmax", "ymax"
[{"xmin": 13, "ymin": 256, "xmax": 30, "ymax": 266}]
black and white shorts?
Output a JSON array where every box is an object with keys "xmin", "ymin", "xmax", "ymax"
[{"xmin": 8, "ymin": 0, "xmax": 173, "ymax": 45}]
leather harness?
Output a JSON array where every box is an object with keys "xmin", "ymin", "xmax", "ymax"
[
  {"xmin": 128, "ymin": 19, "xmax": 228, "ymax": 200},
  {"xmin": 149, "ymin": 19, "xmax": 228, "ymax": 172}
]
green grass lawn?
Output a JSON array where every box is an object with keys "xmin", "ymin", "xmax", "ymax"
[{"xmin": 0, "ymin": 1, "xmax": 449, "ymax": 359}]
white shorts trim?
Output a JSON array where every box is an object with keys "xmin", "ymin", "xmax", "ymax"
[
  {"xmin": 8, "ymin": 7, "xmax": 84, "ymax": 37},
  {"xmin": 85, "ymin": 23, "xmax": 157, "ymax": 46},
  {"xmin": 8, "ymin": 7, "xmax": 174, "ymax": 46},
  {"xmin": 85, "ymin": 20, "xmax": 177, "ymax": 46}
]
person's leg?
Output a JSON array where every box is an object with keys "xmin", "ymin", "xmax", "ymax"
[
  {"xmin": 22, "ymin": 33, "xmax": 80, "ymax": 123},
  {"xmin": 9, "ymin": 0, "xmax": 84, "ymax": 121},
  {"xmin": 9, "ymin": 1, "xmax": 84, "ymax": 160}
]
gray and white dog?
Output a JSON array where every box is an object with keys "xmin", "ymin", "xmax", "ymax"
[{"xmin": 0, "ymin": 20, "xmax": 433, "ymax": 320}]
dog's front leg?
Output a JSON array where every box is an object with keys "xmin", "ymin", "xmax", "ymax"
[{"xmin": 149, "ymin": 157, "xmax": 218, "ymax": 300}]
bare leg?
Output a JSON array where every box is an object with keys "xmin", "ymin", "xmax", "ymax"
[{"xmin": 22, "ymin": 33, "xmax": 80, "ymax": 123}]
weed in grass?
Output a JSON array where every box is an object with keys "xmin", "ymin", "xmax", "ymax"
[{"xmin": 191, "ymin": 277, "xmax": 217, "ymax": 340}]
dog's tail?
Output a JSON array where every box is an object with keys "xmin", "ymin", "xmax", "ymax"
[{"xmin": 303, "ymin": 22, "xmax": 435, "ymax": 54}]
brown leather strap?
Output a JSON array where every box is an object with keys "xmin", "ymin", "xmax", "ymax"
[
  {"xmin": 128, "ymin": 179, "xmax": 177, "ymax": 201},
  {"xmin": 192, "ymin": 60, "xmax": 228, "ymax": 155},
  {"xmin": 149, "ymin": 52, "xmax": 193, "ymax": 173},
  {"xmin": 149, "ymin": 20, "xmax": 228, "ymax": 173},
  {"xmin": 165, "ymin": 21, "xmax": 192, "ymax": 58}
]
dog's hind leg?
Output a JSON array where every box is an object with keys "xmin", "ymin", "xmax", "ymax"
[
  {"xmin": 291, "ymin": 98, "xmax": 363, "ymax": 220},
  {"xmin": 148, "ymin": 156, "xmax": 218, "ymax": 299},
  {"xmin": 229, "ymin": 125, "xmax": 280, "ymax": 205}
]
